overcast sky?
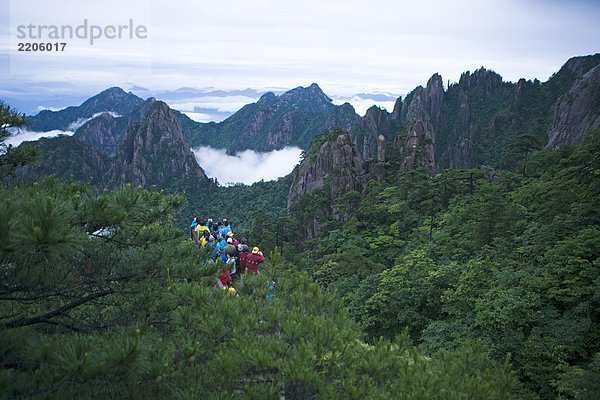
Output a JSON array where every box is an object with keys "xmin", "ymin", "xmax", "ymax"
[{"xmin": 2, "ymin": 0, "xmax": 599, "ymax": 99}]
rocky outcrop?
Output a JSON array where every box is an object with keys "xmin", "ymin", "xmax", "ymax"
[
  {"xmin": 434, "ymin": 68, "xmax": 515, "ymax": 169},
  {"xmin": 74, "ymin": 112, "xmax": 127, "ymax": 157},
  {"xmin": 377, "ymin": 135, "xmax": 386, "ymax": 165},
  {"xmin": 288, "ymin": 129, "xmax": 366, "ymax": 238},
  {"xmin": 352, "ymin": 106, "xmax": 393, "ymax": 161},
  {"xmin": 110, "ymin": 100, "xmax": 210, "ymax": 193},
  {"xmin": 548, "ymin": 64, "xmax": 600, "ymax": 148},
  {"xmin": 395, "ymin": 74, "xmax": 444, "ymax": 175}
]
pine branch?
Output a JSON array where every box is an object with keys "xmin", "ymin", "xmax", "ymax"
[{"xmin": 0, "ymin": 288, "xmax": 114, "ymax": 329}]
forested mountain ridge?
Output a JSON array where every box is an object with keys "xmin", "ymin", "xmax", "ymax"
[
  {"xmin": 26, "ymin": 87, "xmax": 145, "ymax": 132},
  {"xmin": 19, "ymin": 99, "xmax": 213, "ymax": 196},
  {"xmin": 182, "ymin": 83, "xmax": 361, "ymax": 152}
]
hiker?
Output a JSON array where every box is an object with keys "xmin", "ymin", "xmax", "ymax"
[
  {"xmin": 214, "ymin": 219, "xmax": 223, "ymax": 236},
  {"xmin": 246, "ymin": 247, "xmax": 265, "ymax": 274},
  {"xmin": 190, "ymin": 217, "xmax": 198, "ymax": 235},
  {"xmin": 218, "ymin": 268, "xmax": 231, "ymax": 288},
  {"xmin": 195, "ymin": 219, "xmax": 210, "ymax": 237},
  {"xmin": 200, "ymin": 230, "xmax": 211, "ymax": 246},
  {"xmin": 226, "ymin": 252, "xmax": 237, "ymax": 281},
  {"xmin": 207, "ymin": 234, "xmax": 216, "ymax": 250},
  {"xmin": 227, "ymin": 231, "xmax": 240, "ymax": 247},
  {"xmin": 237, "ymin": 241, "xmax": 250, "ymax": 274},
  {"xmin": 214, "ymin": 235, "xmax": 227, "ymax": 259},
  {"xmin": 224, "ymin": 237, "xmax": 237, "ymax": 257},
  {"xmin": 218, "ymin": 219, "xmax": 232, "ymax": 238},
  {"xmin": 190, "ymin": 217, "xmax": 200, "ymax": 245}
]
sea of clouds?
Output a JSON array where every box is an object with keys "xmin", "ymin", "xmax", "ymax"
[
  {"xmin": 192, "ymin": 146, "xmax": 303, "ymax": 186},
  {"xmin": 4, "ymin": 111, "xmax": 122, "ymax": 149},
  {"xmin": 4, "ymin": 128, "xmax": 75, "ymax": 148}
]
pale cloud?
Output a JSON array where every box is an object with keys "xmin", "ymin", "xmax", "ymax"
[
  {"xmin": 3, "ymin": 0, "xmax": 599, "ymax": 99},
  {"xmin": 331, "ymin": 96, "xmax": 398, "ymax": 117},
  {"xmin": 67, "ymin": 111, "xmax": 121, "ymax": 130},
  {"xmin": 37, "ymin": 105, "xmax": 66, "ymax": 112},
  {"xmin": 182, "ymin": 112, "xmax": 214, "ymax": 123},
  {"xmin": 5, "ymin": 129, "xmax": 75, "ymax": 147},
  {"xmin": 192, "ymin": 146, "xmax": 302, "ymax": 186},
  {"xmin": 166, "ymin": 96, "xmax": 260, "ymax": 113}
]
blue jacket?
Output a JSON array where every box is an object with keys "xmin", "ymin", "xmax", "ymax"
[
  {"xmin": 218, "ymin": 225, "xmax": 232, "ymax": 238},
  {"xmin": 215, "ymin": 238, "xmax": 227, "ymax": 255}
]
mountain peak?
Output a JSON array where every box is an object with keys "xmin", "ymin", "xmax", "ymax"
[
  {"xmin": 279, "ymin": 83, "xmax": 333, "ymax": 112},
  {"xmin": 257, "ymin": 92, "xmax": 277, "ymax": 105},
  {"xmin": 99, "ymin": 86, "xmax": 128, "ymax": 96},
  {"xmin": 556, "ymin": 53, "xmax": 600, "ymax": 79},
  {"xmin": 111, "ymin": 100, "xmax": 209, "ymax": 191}
]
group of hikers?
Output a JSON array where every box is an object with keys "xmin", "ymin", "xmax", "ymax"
[{"xmin": 189, "ymin": 217, "xmax": 266, "ymax": 291}]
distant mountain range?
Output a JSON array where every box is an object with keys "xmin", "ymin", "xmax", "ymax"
[{"xmin": 11, "ymin": 54, "xmax": 600, "ymax": 197}]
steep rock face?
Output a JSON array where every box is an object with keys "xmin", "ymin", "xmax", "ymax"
[
  {"xmin": 352, "ymin": 105, "xmax": 393, "ymax": 161},
  {"xmin": 377, "ymin": 135, "xmax": 386, "ymax": 164},
  {"xmin": 391, "ymin": 97, "xmax": 403, "ymax": 120},
  {"xmin": 110, "ymin": 100, "xmax": 210, "ymax": 193},
  {"xmin": 73, "ymin": 112, "xmax": 127, "ymax": 157},
  {"xmin": 548, "ymin": 64, "xmax": 600, "ymax": 148},
  {"xmin": 27, "ymin": 87, "xmax": 144, "ymax": 132},
  {"xmin": 395, "ymin": 74, "xmax": 443, "ymax": 175},
  {"xmin": 435, "ymin": 68, "xmax": 513, "ymax": 169},
  {"xmin": 288, "ymin": 129, "xmax": 366, "ymax": 238},
  {"xmin": 183, "ymin": 84, "xmax": 360, "ymax": 152}
]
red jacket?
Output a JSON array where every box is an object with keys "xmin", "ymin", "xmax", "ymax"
[
  {"xmin": 238, "ymin": 251, "xmax": 248, "ymax": 273},
  {"xmin": 246, "ymin": 253, "xmax": 265, "ymax": 274},
  {"xmin": 219, "ymin": 271, "xmax": 231, "ymax": 286}
]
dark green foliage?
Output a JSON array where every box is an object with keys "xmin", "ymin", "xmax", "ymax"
[
  {"xmin": 17, "ymin": 137, "xmax": 108, "ymax": 185},
  {"xmin": 0, "ymin": 100, "xmax": 38, "ymax": 180},
  {"xmin": 187, "ymin": 175, "xmax": 292, "ymax": 232},
  {"xmin": 0, "ymin": 178, "xmax": 517, "ymax": 399},
  {"xmin": 284, "ymin": 129, "xmax": 600, "ymax": 399}
]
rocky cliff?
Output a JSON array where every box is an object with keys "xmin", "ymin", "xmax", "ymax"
[
  {"xmin": 347, "ymin": 54, "xmax": 600, "ymax": 173},
  {"xmin": 73, "ymin": 112, "xmax": 128, "ymax": 157},
  {"xmin": 548, "ymin": 64, "xmax": 600, "ymax": 148},
  {"xmin": 287, "ymin": 129, "xmax": 366, "ymax": 238},
  {"xmin": 17, "ymin": 136, "xmax": 109, "ymax": 185},
  {"xmin": 351, "ymin": 105, "xmax": 394, "ymax": 161},
  {"xmin": 109, "ymin": 100, "xmax": 210, "ymax": 193},
  {"xmin": 395, "ymin": 74, "xmax": 444, "ymax": 175}
]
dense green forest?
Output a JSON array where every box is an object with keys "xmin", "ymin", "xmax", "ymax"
[
  {"xmin": 0, "ymin": 174, "xmax": 514, "ymax": 398},
  {"xmin": 2, "ymin": 98, "xmax": 599, "ymax": 399},
  {"xmin": 282, "ymin": 129, "xmax": 600, "ymax": 399}
]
